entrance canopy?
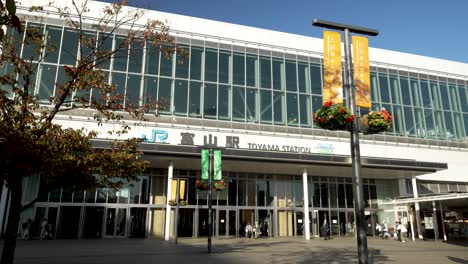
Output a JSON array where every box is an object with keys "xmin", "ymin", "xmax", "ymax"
[{"xmin": 94, "ymin": 140, "xmax": 447, "ymax": 179}]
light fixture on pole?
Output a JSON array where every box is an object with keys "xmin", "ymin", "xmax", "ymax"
[{"xmin": 312, "ymin": 18, "xmax": 378, "ymax": 264}]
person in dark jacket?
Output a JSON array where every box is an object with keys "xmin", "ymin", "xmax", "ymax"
[{"xmin": 322, "ymin": 220, "xmax": 329, "ymax": 240}]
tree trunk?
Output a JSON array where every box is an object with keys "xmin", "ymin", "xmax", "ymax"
[{"xmin": 1, "ymin": 177, "xmax": 22, "ymax": 264}]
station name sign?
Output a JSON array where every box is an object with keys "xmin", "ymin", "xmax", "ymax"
[{"xmin": 141, "ymin": 129, "xmax": 336, "ymax": 155}]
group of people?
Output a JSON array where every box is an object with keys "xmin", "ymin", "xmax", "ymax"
[
  {"xmin": 20, "ymin": 218, "xmax": 53, "ymax": 240},
  {"xmin": 376, "ymin": 221, "xmax": 408, "ymax": 242},
  {"xmin": 245, "ymin": 221, "xmax": 269, "ymax": 239}
]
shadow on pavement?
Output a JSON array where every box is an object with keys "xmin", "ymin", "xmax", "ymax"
[{"xmin": 447, "ymin": 256, "xmax": 468, "ymax": 264}]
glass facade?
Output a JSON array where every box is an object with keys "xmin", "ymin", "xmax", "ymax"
[
  {"xmin": 27, "ymin": 169, "xmax": 399, "ymax": 238},
  {"xmin": 5, "ymin": 22, "xmax": 467, "ymax": 143}
]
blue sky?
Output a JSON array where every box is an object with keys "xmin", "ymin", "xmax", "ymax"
[{"xmin": 109, "ymin": 0, "xmax": 468, "ymax": 63}]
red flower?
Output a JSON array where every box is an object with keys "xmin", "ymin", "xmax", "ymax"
[
  {"xmin": 340, "ymin": 108, "xmax": 346, "ymax": 114},
  {"xmin": 346, "ymin": 117, "xmax": 354, "ymax": 123},
  {"xmin": 323, "ymin": 101, "xmax": 333, "ymax": 108},
  {"xmin": 312, "ymin": 113, "xmax": 316, "ymax": 120}
]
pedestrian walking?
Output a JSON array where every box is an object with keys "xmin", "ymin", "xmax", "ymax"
[
  {"xmin": 40, "ymin": 218, "xmax": 48, "ymax": 240},
  {"xmin": 322, "ymin": 219, "xmax": 329, "ymax": 240},
  {"xmin": 400, "ymin": 222, "xmax": 407, "ymax": 242}
]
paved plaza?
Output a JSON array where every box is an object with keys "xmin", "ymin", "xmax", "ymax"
[{"xmin": 6, "ymin": 237, "xmax": 468, "ymax": 264}]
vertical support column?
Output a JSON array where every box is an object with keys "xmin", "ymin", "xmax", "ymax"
[
  {"xmin": 412, "ymin": 178, "xmax": 423, "ymax": 239},
  {"xmin": 439, "ymin": 201, "xmax": 447, "ymax": 241},
  {"xmin": 164, "ymin": 161, "xmax": 174, "ymax": 241},
  {"xmin": 409, "ymin": 207, "xmax": 415, "ymax": 241},
  {"xmin": 432, "ymin": 201, "xmax": 438, "ymax": 240},
  {"xmin": 0, "ymin": 183, "xmax": 9, "ymax": 236},
  {"xmin": 302, "ymin": 169, "xmax": 310, "ymax": 240}
]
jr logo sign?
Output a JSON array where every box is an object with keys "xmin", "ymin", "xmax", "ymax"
[{"xmin": 142, "ymin": 130, "xmax": 168, "ymax": 143}]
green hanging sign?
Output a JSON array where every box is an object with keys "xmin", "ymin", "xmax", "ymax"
[
  {"xmin": 213, "ymin": 150, "xmax": 222, "ymax": 180},
  {"xmin": 201, "ymin": 149, "xmax": 209, "ymax": 180}
]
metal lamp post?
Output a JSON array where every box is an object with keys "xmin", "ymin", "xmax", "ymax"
[{"xmin": 312, "ymin": 19, "xmax": 378, "ymax": 264}]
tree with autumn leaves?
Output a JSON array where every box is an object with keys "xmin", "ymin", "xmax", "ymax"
[{"xmin": 0, "ymin": 0, "xmax": 182, "ymax": 263}]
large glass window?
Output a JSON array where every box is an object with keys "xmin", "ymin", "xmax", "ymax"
[
  {"xmin": 233, "ymin": 86, "xmax": 245, "ymax": 121},
  {"xmin": 128, "ymin": 39, "xmax": 144, "ymax": 74},
  {"xmin": 329, "ymin": 182, "xmax": 337, "ymax": 208},
  {"xmin": 113, "ymin": 35, "xmax": 128, "ymax": 72},
  {"xmin": 189, "ymin": 81, "xmax": 201, "ymax": 117},
  {"xmin": 378, "ymin": 73, "xmax": 390, "ymax": 103},
  {"xmin": 273, "ymin": 91, "xmax": 285, "ymax": 125},
  {"xmin": 246, "ymin": 54, "xmax": 257, "ymax": 87},
  {"xmin": 430, "ymin": 82, "xmax": 441, "ymax": 110},
  {"xmin": 299, "ymin": 94, "xmax": 311, "ymax": 127},
  {"xmin": 190, "ymin": 46, "xmax": 203, "ymax": 80},
  {"xmin": 450, "ymin": 84, "xmax": 460, "ymax": 112},
  {"xmin": 257, "ymin": 179, "xmax": 266, "ymax": 207},
  {"xmin": 286, "ymin": 93, "xmax": 298, "ymax": 126},
  {"xmin": 444, "ymin": 111, "xmax": 455, "ymax": 140},
  {"xmin": 434, "ymin": 110, "xmax": 445, "ymax": 139},
  {"xmin": 260, "ymin": 57, "xmax": 271, "ymax": 88},
  {"xmin": 420, "ymin": 80, "xmax": 431, "ymax": 108},
  {"xmin": 219, "ymin": 50, "xmax": 230, "ymax": 84},
  {"xmin": 320, "ymin": 182, "xmax": 328, "ymax": 208},
  {"xmin": 22, "ymin": 23, "xmax": 44, "ymax": 61},
  {"xmin": 338, "ymin": 184, "xmax": 346, "ymax": 208},
  {"xmin": 410, "ymin": 79, "xmax": 421, "ymax": 107},
  {"xmin": 233, "ymin": 52, "xmax": 245, "ymax": 85},
  {"xmin": 285, "ymin": 60, "xmax": 297, "ymax": 92},
  {"xmin": 400, "ymin": 77, "xmax": 411, "ymax": 106},
  {"xmin": 459, "ymin": 85, "xmax": 468, "ymax": 112},
  {"xmin": 238, "ymin": 179, "xmax": 246, "ymax": 206},
  {"xmin": 205, "ymin": 48, "xmax": 217, "ymax": 82},
  {"xmin": 204, "ymin": 83, "xmax": 217, "ymax": 118},
  {"xmin": 175, "ymin": 45, "xmax": 189, "ymax": 78},
  {"xmin": 439, "ymin": 83, "xmax": 451, "ymax": 111},
  {"xmin": 159, "ymin": 45, "xmax": 173, "ymax": 77},
  {"xmin": 145, "ymin": 44, "xmax": 159, "ymax": 75},
  {"xmin": 37, "ymin": 64, "xmax": 57, "ymax": 102},
  {"xmin": 158, "ymin": 77, "xmax": 172, "ymax": 113},
  {"xmin": 403, "ymin": 107, "xmax": 416, "ymax": 137},
  {"xmin": 272, "ymin": 58, "xmax": 283, "ymax": 90},
  {"xmin": 45, "ymin": 27, "xmax": 62, "ymax": 63},
  {"xmin": 414, "ymin": 108, "xmax": 426, "ymax": 138},
  {"xmin": 111, "ymin": 72, "xmax": 126, "ymax": 106},
  {"xmin": 464, "ymin": 114, "xmax": 468, "ymax": 138},
  {"xmin": 143, "ymin": 76, "xmax": 157, "ymax": 104},
  {"xmin": 174, "ymin": 79, "xmax": 188, "ymax": 115},
  {"xmin": 298, "ymin": 62, "xmax": 309, "ymax": 93},
  {"xmin": 310, "ymin": 64, "xmax": 322, "ymax": 95},
  {"xmin": 425, "ymin": 109, "xmax": 436, "ymax": 138},
  {"xmin": 60, "ymin": 28, "xmax": 79, "ymax": 65},
  {"xmin": 260, "ymin": 89, "xmax": 272, "ymax": 123},
  {"xmin": 393, "ymin": 105, "xmax": 404, "ymax": 136},
  {"xmin": 389, "ymin": 76, "xmax": 401, "ymax": 104},
  {"xmin": 370, "ymin": 72, "xmax": 379, "ymax": 102},
  {"xmin": 453, "ymin": 113, "xmax": 464, "ymax": 139},
  {"xmin": 126, "ymin": 74, "xmax": 141, "ymax": 107},
  {"xmin": 228, "ymin": 177, "xmax": 237, "ymax": 206},
  {"xmin": 246, "ymin": 88, "xmax": 257, "ymax": 122},
  {"xmin": 218, "ymin": 85, "xmax": 230, "ymax": 120}
]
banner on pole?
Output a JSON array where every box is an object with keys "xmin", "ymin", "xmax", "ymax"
[
  {"xmin": 201, "ymin": 149, "xmax": 209, "ymax": 180},
  {"xmin": 213, "ymin": 150, "xmax": 222, "ymax": 180},
  {"xmin": 323, "ymin": 31, "xmax": 343, "ymax": 104},
  {"xmin": 352, "ymin": 36, "xmax": 371, "ymax": 108}
]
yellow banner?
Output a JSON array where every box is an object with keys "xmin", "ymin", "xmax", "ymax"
[
  {"xmin": 171, "ymin": 179, "xmax": 186, "ymax": 200},
  {"xmin": 323, "ymin": 31, "xmax": 343, "ymax": 104},
  {"xmin": 352, "ymin": 36, "xmax": 371, "ymax": 108}
]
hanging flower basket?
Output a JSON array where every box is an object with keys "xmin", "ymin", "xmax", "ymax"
[
  {"xmin": 313, "ymin": 101, "xmax": 354, "ymax": 131},
  {"xmin": 213, "ymin": 180, "xmax": 226, "ymax": 191},
  {"xmin": 196, "ymin": 179, "xmax": 209, "ymax": 191},
  {"xmin": 360, "ymin": 107, "xmax": 393, "ymax": 134},
  {"xmin": 168, "ymin": 200, "xmax": 187, "ymax": 206}
]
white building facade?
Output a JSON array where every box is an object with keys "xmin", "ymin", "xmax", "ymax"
[{"xmin": 2, "ymin": 0, "xmax": 468, "ymax": 240}]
